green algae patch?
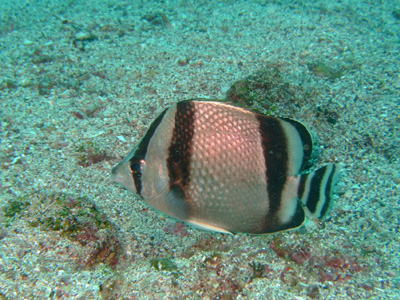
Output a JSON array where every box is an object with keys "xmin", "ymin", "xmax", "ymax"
[
  {"xmin": 150, "ymin": 258, "xmax": 178, "ymax": 272},
  {"xmin": 27, "ymin": 193, "xmax": 121, "ymax": 268},
  {"xmin": 3, "ymin": 198, "xmax": 30, "ymax": 218},
  {"xmin": 307, "ymin": 61, "xmax": 344, "ymax": 80},
  {"xmin": 225, "ymin": 67, "xmax": 313, "ymax": 115},
  {"xmin": 37, "ymin": 194, "xmax": 111, "ymax": 238}
]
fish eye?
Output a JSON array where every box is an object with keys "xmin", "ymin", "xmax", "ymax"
[
  {"xmin": 130, "ymin": 159, "xmax": 146, "ymax": 174},
  {"xmin": 131, "ymin": 162, "xmax": 140, "ymax": 172}
]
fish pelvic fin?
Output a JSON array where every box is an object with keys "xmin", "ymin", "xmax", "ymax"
[{"xmin": 297, "ymin": 163, "xmax": 342, "ymax": 220}]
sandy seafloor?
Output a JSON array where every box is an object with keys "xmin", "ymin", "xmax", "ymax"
[{"xmin": 1, "ymin": 0, "xmax": 400, "ymax": 299}]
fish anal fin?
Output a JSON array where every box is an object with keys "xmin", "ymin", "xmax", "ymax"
[{"xmin": 187, "ymin": 220, "xmax": 234, "ymax": 234}]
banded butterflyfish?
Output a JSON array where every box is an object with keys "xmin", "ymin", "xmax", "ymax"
[{"xmin": 112, "ymin": 100, "xmax": 341, "ymax": 234}]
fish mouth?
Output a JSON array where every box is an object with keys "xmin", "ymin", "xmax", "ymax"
[
  {"xmin": 111, "ymin": 160, "xmax": 138, "ymax": 194},
  {"xmin": 111, "ymin": 164, "xmax": 119, "ymax": 177},
  {"xmin": 111, "ymin": 162, "xmax": 125, "ymax": 185}
]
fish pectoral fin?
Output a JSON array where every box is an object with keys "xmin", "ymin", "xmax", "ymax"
[
  {"xmin": 186, "ymin": 219, "xmax": 234, "ymax": 234},
  {"xmin": 162, "ymin": 185, "xmax": 190, "ymax": 220}
]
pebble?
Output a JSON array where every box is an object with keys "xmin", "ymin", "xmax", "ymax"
[{"xmin": 23, "ymin": 39, "xmax": 34, "ymax": 45}]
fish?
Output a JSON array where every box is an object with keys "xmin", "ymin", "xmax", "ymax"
[{"xmin": 112, "ymin": 99, "xmax": 341, "ymax": 234}]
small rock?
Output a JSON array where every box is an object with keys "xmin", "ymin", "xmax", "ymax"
[{"xmin": 23, "ymin": 39, "xmax": 34, "ymax": 45}]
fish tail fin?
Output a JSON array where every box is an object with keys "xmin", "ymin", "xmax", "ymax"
[{"xmin": 298, "ymin": 163, "xmax": 342, "ymax": 219}]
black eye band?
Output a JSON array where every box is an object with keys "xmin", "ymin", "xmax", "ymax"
[{"xmin": 130, "ymin": 158, "xmax": 145, "ymax": 196}]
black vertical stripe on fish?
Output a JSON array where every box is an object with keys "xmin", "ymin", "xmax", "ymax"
[
  {"xmin": 304, "ymin": 167, "xmax": 325, "ymax": 214},
  {"xmin": 128, "ymin": 108, "xmax": 168, "ymax": 196},
  {"xmin": 167, "ymin": 101, "xmax": 196, "ymax": 199},
  {"xmin": 320, "ymin": 164, "xmax": 336, "ymax": 218},
  {"xmin": 282, "ymin": 118, "xmax": 313, "ymax": 172},
  {"xmin": 257, "ymin": 116, "xmax": 288, "ymax": 218},
  {"xmin": 130, "ymin": 159, "xmax": 145, "ymax": 197}
]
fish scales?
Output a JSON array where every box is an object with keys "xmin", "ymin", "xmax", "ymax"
[{"xmin": 112, "ymin": 99, "xmax": 341, "ymax": 234}]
